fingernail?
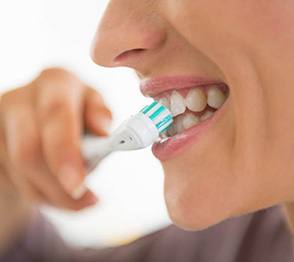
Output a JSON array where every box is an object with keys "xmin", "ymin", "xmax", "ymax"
[
  {"xmin": 59, "ymin": 164, "xmax": 80, "ymax": 194},
  {"xmin": 72, "ymin": 184, "xmax": 87, "ymax": 200}
]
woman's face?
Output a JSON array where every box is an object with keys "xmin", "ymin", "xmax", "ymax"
[{"xmin": 92, "ymin": 0, "xmax": 294, "ymax": 229}]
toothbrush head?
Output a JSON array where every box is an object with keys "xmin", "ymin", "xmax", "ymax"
[
  {"xmin": 140, "ymin": 100, "xmax": 173, "ymax": 134},
  {"xmin": 82, "ymin": 101, "xmax": 173, "ymax": 173},
  {"xmin": 112, "ymin": 101, "xmax": 173, "ymax": 150}
]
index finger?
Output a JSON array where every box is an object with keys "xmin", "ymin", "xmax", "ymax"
[{"xmin": 34, "ymin": 69, "xmax": 86, "ymax": 195}]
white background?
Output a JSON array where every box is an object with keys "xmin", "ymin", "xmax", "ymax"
[{"xmin": 0, "ymin": 0, "xmax": 170, "ymax": 247}]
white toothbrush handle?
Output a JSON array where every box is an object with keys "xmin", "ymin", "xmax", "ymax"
[
  {"xmin": 81, "ymin": 113, "xmax": 161, "ymax": 173},
  {"xmin": 82, "ymin": 135, "xmax": 113, "ymax": 173}
]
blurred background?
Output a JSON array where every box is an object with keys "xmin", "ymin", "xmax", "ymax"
[{"xmin": 0, "ymin": 0, "xmax": 170, "ymax": 247}]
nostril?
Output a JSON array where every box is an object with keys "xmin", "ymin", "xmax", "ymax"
[{"xmin": 114, "ymin": 48, "xmax": 146, "ymax": 63}]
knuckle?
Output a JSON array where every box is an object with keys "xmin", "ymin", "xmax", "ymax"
[
  {"xmin": 38, "ymin": 68, "xmax": 81, "ymax": 89},
  {"xmin": 40, "ymin": 67, "xmax": 72, "ymax": 79},
  {"xmin": 39, "ymin": 98, "xmax": 72, "ymax": 121}
]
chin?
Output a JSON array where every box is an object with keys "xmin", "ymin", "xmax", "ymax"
[
  {"xmin": 166, "ymin": 203, "xmax": 228, "ymax": 231},
  {"xmin": 162, "ymin": 158, "xmax": 238, "ymax": 231},
  {"xmin": 164, "ymin": 179, "xmax": 231, "ymax": 231}
]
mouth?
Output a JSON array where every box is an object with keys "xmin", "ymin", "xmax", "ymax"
[{"xmin": 140, "ymin": 76, "xmax": 229, "ymax": 160}]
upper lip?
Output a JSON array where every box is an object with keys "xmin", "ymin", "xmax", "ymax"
[{"xmin": 140, "ymin": 75, "xmax": 225, "ymax": 97}]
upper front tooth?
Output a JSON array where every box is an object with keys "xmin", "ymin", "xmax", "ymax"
[
  {"xmin": 207, "ymin": 86, "xmax": 226, "ymax": 109},
  {"xmin": 170, "ymin": 91, "xmax": 186, "ymax": 116},
  {"xmin": 185, "ymin": 88, "xmax": 207, "ymax": 112},
  {"xmin": 182, "ymin": 113, "xmax": 200, "ymax": 130},
  {"xmin": 159, "ymin": 97, "xmax": 170, "ymax": 110}
]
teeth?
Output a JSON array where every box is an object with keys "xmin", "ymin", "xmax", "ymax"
[
  {"xmin": 167, "ymin": 125, "xmax": 177, "ymax": 137},
  {"xmin": 160, "ymin": 131, "xmax": 168, "ymax": 139},
  {"xmin": 159, "ymin": 97, "xmax": 170, "ymax": 110},
  {"xmin": 163, "ymin": 110, "xmax": 212, "ymax": 138},
  {"xmin": 170, "ymin": 91, "xmax": 186, "ymax": 116},
  {"xmin": 207, "ymin": 86, "xmax": 226, "ymax": 109},
  {"xmin": 185, "ymin": 88, "xmax": 207, "ymax": 112},
  {"xmin": 200, "ymin": 110, "xmax": 214, "ymax": 121},
  {"xmin": 174, "ymin": 115, "xmax": 185, "ymax": 134},
  {"xmin": 182, "ymin": 113, "xmax": 200, "ymax": 130},
  {"xmin": 156, "ymin": 85, "xmax": 228, "ymax": 139}
]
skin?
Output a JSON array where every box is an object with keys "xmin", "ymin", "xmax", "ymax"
[
  {"xmin": 92, "ymin": 0, "xmax": 294, "ymax": 230},
  {"xmin": 0, "ymin": 68, "xmax": 112, "ymax": 248},
  {"xmin": 1, "ymin": 0, "xmax": 294, "ymax": 247}
]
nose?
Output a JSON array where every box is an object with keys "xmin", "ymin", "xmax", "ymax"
[{"xmin": 91, "ymin": 1, "xmax": 167, "ymax": 71}]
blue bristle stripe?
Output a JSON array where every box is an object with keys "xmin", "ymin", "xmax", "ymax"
[
  {"xmin": 141, "ymin": 101, "xmax": 158, "ymax": 114},
  {"xmin": 160, "ymin": 124, "xmax": 172, "ymax": 133},
  {"xmin": 160, "ymin": 118, "xmax": 173, "ymax": 129},
  {"xmin": 159, "ymin": 121, "xmax": 173, "ymax": 133},
  {"xmin": 149, "ymin": 105, "xmax": 165, "ymax": 120},
  {"xmin": 156, "ymin": 115, "xmax": 173, "ymax": 130},
  {"xmin": 140, "ymin": 101, "xmax": 173, "ymax": 133}
]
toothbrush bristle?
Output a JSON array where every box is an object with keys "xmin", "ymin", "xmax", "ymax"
[{"xmin": 140, "ymin": 101, "xmax": 173, "ymax": 133}]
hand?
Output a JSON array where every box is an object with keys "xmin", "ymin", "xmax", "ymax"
[{"xmin": 0, "ymin": 68, "xmax": 112, "ymax": 211}]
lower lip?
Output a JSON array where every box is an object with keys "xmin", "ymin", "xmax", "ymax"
[{"xmin": 152, "ymin": 103, "xmax": 227, "ymax": 161}]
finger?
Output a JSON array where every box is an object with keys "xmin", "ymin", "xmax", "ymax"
[
  {"xmin": 1, "ymin": 90, "xmax": 96, "ymax": 210},
  {"xmin": 0, "ymin": 119, "xmax": 7, "ymax": 173},
  {"xmin": 34, "ymin": 71, "xmax": 87, "ymax": 195},
  {"xmin": 27, "ymin": 167, "xmax": 98, "ymax": 210},
  {"xmin": 8, "ymin": 173, "xmax": 46, "ymax": 205},
  {"xmin": 10, "ymin": 164, "xmax": 98, "ymax": 210},
  {"xmin": 0, "ymin": 93, "xmax": 11, "ymax": 171},
  {"xmin": 1, "ymin": 90, "xmax": 48, "ymax": 203},
  {"xmin": 83, "ymin": 87, "xmax": 112, "ymax": 136},
  {"xmin": 0, "ymin": 88, "xmax": 43, "ymax": 183}
]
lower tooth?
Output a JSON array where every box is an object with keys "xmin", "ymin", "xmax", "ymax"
[
  {"xmin": 174, "ymin": 115, "xmax": 185, "ymax": 133},
  {"xmin": 167, "ymin": 125, "xmax": 177, "ymax": 136},
  {"xmin": 200, "ymin": 111, "xmax": 214, "ymax": 121},
  {"xmin": 182, "ymin": 113, "xmax": 200, "ymax": 130},
  {"xmin": 160, "ymin": 131, "xmax": 168, "ymax": 139}
]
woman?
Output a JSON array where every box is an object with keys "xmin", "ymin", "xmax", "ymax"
[{"xmin": 0, "ymin": 0, "xmax": 294, "ymax": 261}]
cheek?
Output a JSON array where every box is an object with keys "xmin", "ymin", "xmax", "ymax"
[
  {"xmin": 159, "ymin": 0, "xmax": 294, "ymax": 230},
  {"xmin": 163, "ymin": 0, "xmax": 285, "ymax": 60},
  {"xmin": 159, "ymin": 101, "xmax": 278, "ymax": 230}
]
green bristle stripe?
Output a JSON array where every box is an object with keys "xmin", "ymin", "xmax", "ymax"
[
  {"xmin": 156, "ymin": 115, "xmax": 173, "ymax": 130},
  {"xmin": 149, "ymin": 105, "xmax": 165, "ymax": 120},
  {"xmin": 160, "ymin": 124, "xmax": 173, "ymax": 133},
  {"xmin": 141, "ymin": 101, "xmax": 158, "ymax": 114}
]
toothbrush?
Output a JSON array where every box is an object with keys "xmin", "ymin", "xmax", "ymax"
[{"xmin": 82, "ymin": 101, "xmax": 173, "ymax": 173}]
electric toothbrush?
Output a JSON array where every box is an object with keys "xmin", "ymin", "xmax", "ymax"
[{"xmin": 82, "ymin": 101, "xmax": 173, "ymax": 173}]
